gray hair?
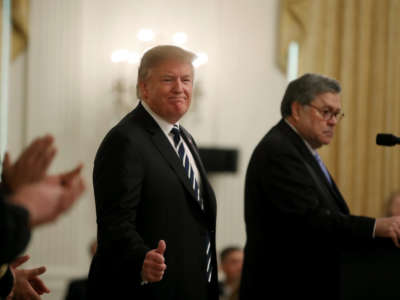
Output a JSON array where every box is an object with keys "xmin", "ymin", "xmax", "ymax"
[
  {"xmin": 280, "ymin": 73, "xmax": 341, "ymax": 118},
  {"xmin": 136, "ymin": 45, "xmax": 196, "ymax": 99}
]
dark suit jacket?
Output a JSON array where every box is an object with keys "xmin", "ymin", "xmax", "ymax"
[
  {"xmin": 88, "ymin": 103, "xmax": 219, "ymax": 300},
  {"xmin": 64, "ymin": 278, "xmax": 88, "ymax": 300},
  {"xmin": 0, "ymin": 192, "xmax": 30, "ymax": 298},
  {"xmin": 239, "ymin": 120, "xmax": 375, "ymax": 300}
]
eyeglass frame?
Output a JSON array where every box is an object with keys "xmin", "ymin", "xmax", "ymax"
[{"xmin": 305, "ymin": 103, "xmax": 345, "ymax": 122}]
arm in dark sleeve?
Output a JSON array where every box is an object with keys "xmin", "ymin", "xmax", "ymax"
[
  {"xmin": 0, "ymin": 192, "xmax": 30, "ymax": 299},
  {"xmin": 0, "ymin": 265, "xmax": 14, "ymax": 298},
  {"xmin": 93, "ymin": 129, "xmax": 149, "ymax": 283},
  {"xmin": 0, "ymin": 195, "xmax": 31, "ymax": 265}
]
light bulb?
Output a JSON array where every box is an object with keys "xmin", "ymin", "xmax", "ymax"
[{"xmin": 192, "ymin": 52, "xmax": 208, "ymax": 68}]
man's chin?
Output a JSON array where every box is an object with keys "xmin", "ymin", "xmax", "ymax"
[
  {"xmin": 171, "ymin": 106, "xmax": 189, "ymax": 118},
  {"xmin": 322, "ymin": 138, "xmax": 332, "ymax": 146},
  {"xmin": 165, "ymin": 110, "xmax": 189, "ymax": 123}
]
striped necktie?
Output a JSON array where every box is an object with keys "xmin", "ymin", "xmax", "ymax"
[
  {"xmin": 170, "ymin": 124, "xmax": 213, "ymax": 283},
  {"xmin": 314, "ymin": 152, "xmax": 332, "ymax": 185},
  {"xmin": 170, "ymin": 125, "xmax": 203, "ymax": 209}
]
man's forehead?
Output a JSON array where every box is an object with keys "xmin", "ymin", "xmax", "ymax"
[
  {"xmin": 148, "ymin": 61, "xmax": 194, "ymax": 75},
  {"xmin": 312, "ymin": 92, "xmax": 341, "ymax": 107}
]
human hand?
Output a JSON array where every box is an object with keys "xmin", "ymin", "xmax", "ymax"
[
  {"xmin": 46, "ymin": 163, "xmax": 85, "ymax": 212},
  {"xmin": 141, "ymin": 240, "xmax": 167, "ymax": 283},
  {"xmin": 2, "ymin": 135, "xmax": 56, "ymax": 192},
  {"xmin": 8, "ymin": 255, "xmax": 50, "ymax": 300},
  {"xmin": 10, "ymin": 164, "xmax": 85, "ymax": 227},
  {"xmin": 375, "ymin": 217, "xmax": 400, "ymax": 247}
]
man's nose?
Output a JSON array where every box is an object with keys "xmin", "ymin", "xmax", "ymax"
[
  {"xmin": 327, "ymin": 115, "xmax": 338, "ymax": 126},
  {"xmin": 172, "ymin": 79, "xmax": 184, "ymax": 92}
]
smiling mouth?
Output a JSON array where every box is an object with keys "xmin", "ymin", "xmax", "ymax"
[{"xmin": 168, "ymin": 97, "xmax": 186, "ymax": 102}]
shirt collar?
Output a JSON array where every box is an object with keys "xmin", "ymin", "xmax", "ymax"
[
  {"xmin": 141, "ymin": 101, "xmax": 179, "ymax": 135},
  {"xmin": 284, "ymin": 118, "xmax": 317, "ymax": 156}
]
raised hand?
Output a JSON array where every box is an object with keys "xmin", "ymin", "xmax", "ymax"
[
  {"xmin": 2, "ymin": 135, "xmax": 56, "ymax": 192},
  {"xmin": 10, "ymin": 164, "xmax": 85, "ymax": 227},
  {"xmin": 141, "ymin": 240, "xmax": 167, "ymax": 283}
]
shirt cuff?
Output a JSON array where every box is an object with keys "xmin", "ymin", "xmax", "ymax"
[{"xmin": 141, "ymin": 280, "xmax": 149, "ymax": 286}]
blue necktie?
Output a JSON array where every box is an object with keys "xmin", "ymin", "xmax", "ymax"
[
  {"xmin": 170, "ymin": 125, "xmax": 213, "ymax": 282},
  {"xmin": 314, "ymin": 152, "xmax": 332, "ymax": 185}
]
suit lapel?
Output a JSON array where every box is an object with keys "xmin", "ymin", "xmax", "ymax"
[
  {"xmin": 278, "ymin": 120, "xmax": 349, "ymax": 214},
  {"xmin": 151, "ymin": 130, "xmax": 201, "ymax": 204}
]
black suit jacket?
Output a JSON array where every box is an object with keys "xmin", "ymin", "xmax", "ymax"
[
  {"xmin": 64, "ymin": 278, "xmax": 88, "ymax": 300},
  {"xmin": 0, "ymin": 192, "xmax": 30, "ymax": 298},
  {"xmin": 88, "ymin": 103, "xmax": 219, "ymax": 300},
  {"xmin": 239, "ymin": 120, "xmax": 375, "ymax": 300}
]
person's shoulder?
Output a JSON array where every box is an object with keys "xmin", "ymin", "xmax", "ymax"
[
  {"xmin": 66, "ymin": 277, "xmax": 88, "ymax": 292},
  {"xmin": 65, "ymin": 278, "xmax": 88, "ymax": 300},
  {"xmin": 68, "ymin": 277, "xmax": 88, "ymax": 285},
  {"xmin": 252, "ymin": 121, "xmax": 292, "ymax": 156},
  {"xmin": 98, "ymin": 109, "xmax": 150, "ymax": 148}
]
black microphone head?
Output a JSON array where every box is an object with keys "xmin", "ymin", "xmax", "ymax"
[{"xmin": 376, "ymin": 133, "xmax": 399, "ymax": 146}]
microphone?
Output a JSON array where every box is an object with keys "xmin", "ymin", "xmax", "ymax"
[{"xmin": 376, "ymin": 133, "xmax": 400, "ymax": 146}]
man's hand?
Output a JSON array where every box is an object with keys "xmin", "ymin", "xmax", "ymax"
[
  {"xmin": 375, "ymin": 217, "xmax": 400, "ymax": 247},
  {"xmin": 10, "ymin": 164, "xmax": 85, "ymax": 227},
  {"xmin": 46, "ymin": 164, "xmax": 85, "ymax": 212},
  {"xmin": 7, "ymin": 255, "xmax": 50, "ymax": 300},
  {"xmin": 141, "ymin": 240, "xmax": 167, "ymax": 283},
  {"xmin": 2, "ymin": 135, "xmax": 56, "ymax": 192}
]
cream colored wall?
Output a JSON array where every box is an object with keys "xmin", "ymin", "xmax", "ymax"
[{"xmin": 8, "ymin": 0, "xmax": 286, "ymax": 299}]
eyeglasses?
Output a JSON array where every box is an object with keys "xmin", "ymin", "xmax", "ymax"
[{"xmin": 306, "ymin": 104, "xmax": 345, "ymax": 122}]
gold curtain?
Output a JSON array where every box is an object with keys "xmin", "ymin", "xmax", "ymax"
[
  {"xmin": 0, "ymin": 0, "xmax": 29, "ymax": 61},
  {"xmin": 279, "ymin": 0, "xmax": 400, "ymax": 217}
]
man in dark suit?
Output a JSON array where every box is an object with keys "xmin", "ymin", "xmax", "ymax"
[
  {"xmin": 240, "ymin": 73, "xmax": 400, "ymax": 300},
  {"xmin": 88, "ymin": 45, "xmax": 219, "ymax": 300}
]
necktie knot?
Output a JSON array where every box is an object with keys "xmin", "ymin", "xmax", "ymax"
[
  {"xmin": 170, "ymin": 124, "xmax": 180, "ymax": 135},
  {"xmin": 314, "ymin": 152, "xmax": 322, "ymax": 163},
  {"xmin": 314, "ymin": 152, "xmax": 332, "ymax": 185},
  {"xmin": 170, "ymin": 125, "xmax": 181, "ymax": 145}
]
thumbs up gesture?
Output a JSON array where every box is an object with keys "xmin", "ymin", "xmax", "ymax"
[{"xmin": 141, "ymin": 240, "xmax": 167, "ymax": 283}]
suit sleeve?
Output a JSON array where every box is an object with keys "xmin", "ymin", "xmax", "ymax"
[
  {"xmin": 0, "ymin": 193, "xmax": 31, "ymax": 298},
  {"xmin": 93, "ymin": 129, "xmax": 149, "ymax": 283},
  {"xmin": 256, "ymin": 147, "xmax": 374, "ymax": 243},
  {"xmin": 0, "ymin": 195, "xmax": 31, "ymax": 265},
  {"xmin": 0, "ymin": 265, "xmax": 14, "ymax": 298}
]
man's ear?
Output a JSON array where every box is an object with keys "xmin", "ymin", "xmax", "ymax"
[
  {"xmin": 291, "ymin": 101, "xmax": 302, "ymax": 121},
  {"xmin": 138, "ymin": 81, "xmax": 148, "ymax": 99}
]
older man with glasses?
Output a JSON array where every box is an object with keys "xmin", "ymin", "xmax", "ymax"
[{"xmin": 240, "ymin": 73, "xmax": 400, "ymax": 300}]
